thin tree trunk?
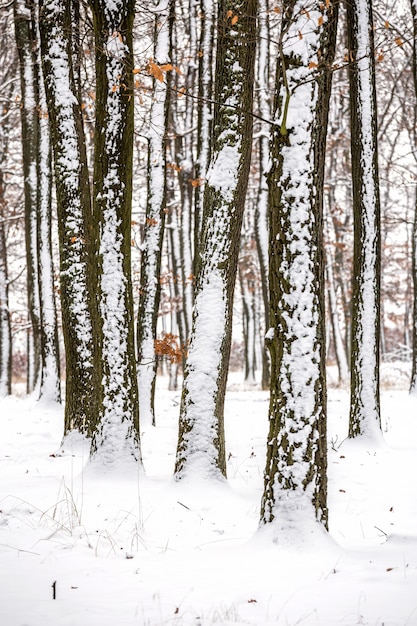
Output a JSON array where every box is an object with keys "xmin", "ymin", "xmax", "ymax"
[
  {"xmin": 0, "ymin": 184, "xmax": 11, "ymax": 397},
  {"xmin": 255, "ymin": 0, "xmax": 271, "ymax": 390},
  {"xmin": 14, "ymin": 0, "xmax": 42, "ymax": 394},
  {"xmin": 347, "ymin": 0, "xmax": 382, "ymax": 438},
  {"xmin": 194, "ymin": 0, "xmax": 215, "ymax": 262},
  {"xmin": 409, "ymin": 0, "xmax": 417, "ymax": 394},
  {"xmin": 34, "ymin": 6, "xmax": 61, "ymax": 403}
]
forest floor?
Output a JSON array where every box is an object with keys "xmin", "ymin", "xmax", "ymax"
[{"xmin": 0, "ymin": 366, "xmax": 417, "ymax": 625}]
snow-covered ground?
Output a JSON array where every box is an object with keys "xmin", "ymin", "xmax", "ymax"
[{"xmin": 1, "ymin": 371, "xmax": 417, "ymax": 625}]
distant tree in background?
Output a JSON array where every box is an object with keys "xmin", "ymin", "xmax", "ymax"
[
  {"xmin": 14, "ymin": 0, "xmax": 61, "ymax": 402},
  {"xmin": 0, "ymin": 13, "xmax": 16, "ymax": 398},
  {"xmin": 136, "ymin": 1, "xmax": 173, "ymax": 427},
  {"xmin": 14, "ymin": 0, "xmax": 42, "ymax": 394}
]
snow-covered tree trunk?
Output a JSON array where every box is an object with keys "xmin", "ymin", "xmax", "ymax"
[
  {"xmin": 239, "ymin": 260, "xmax": 257, "ymax": 386},
  {"xmin": 0, "ymin": 65, "xmax": 13, "ymax": 397},
  {"xmin": 409, "ymin": 0, "xmax": 417, "ymax": 395},
  {"xmin": 34, "ymin": 8, "xmax": 61, "ymax": 404},
  {"xmin": 260, "ymin": 0, "xmax": 338, "ymax": 536},
  {"xmin": 255, "ymin": 0, "xmax": 271, "ymax": 390},
  {"xmin": 0, "ymin": 185, "xmax": 11, "ymax": 398},
  {"xmin": 136, "ymin": 0, "xmax": 172, "ymax": 427},
  {"xmin": 89, "ymin": 0, "xmax": 140, "ymax": 462},
  {"xmin": 347, "ymin": 0, "xmax": 381, "ymax": 437},
  {"xmin": 14, "ymin": 0, "xmax": 42, "ymax": 394},
  {"xmin": 39, "ymin": 0, "xmax": 100, "ymax": 432},
  {"xmin": 175, "ymin": 0, "xmax": 257, "ymax": 480}
]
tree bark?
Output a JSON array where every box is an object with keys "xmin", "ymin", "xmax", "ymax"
[
  {"xmin": 39, "ymin": 0, "xmax": 100, "ymax": 432},
  {"xmin": 34, "ymin": 5, "xmax": 61, "ymax": 403},
  {"xmin": 89, "ymin": 0, "xmax": 140, "ymax": 462},
  {"xmin": 409, "ymin": 0, "xmax": 417, "ymax": 395},
  {"xmin": 260, "ymin": 0, "xmax": 338, "ymax": 535},
  {"xmin": 175, "ymin": 0, "xmax": 257, "ymax": 480},
  {"xmin": 347, "ymin": 0, "xmax": 382, "ymax": 437}
]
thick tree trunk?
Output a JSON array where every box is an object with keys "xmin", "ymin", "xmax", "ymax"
[
  {"xmin": 260, "ymin": 0, "xmax": 338, "ymax": 536},
  {"xmin": 175, "ymin": 0, "xmax": 257, "ymax": 480},
  {"xmin": 89, "ymin": 0, "xmax": 140, "ymax": 462},
  {"xmin": 347, "ymin": 0, "xmax": 382, "ymax": 437},
  {"xmin": 39, "ymin": 0, "xmax": 100, "ymax": 433}
]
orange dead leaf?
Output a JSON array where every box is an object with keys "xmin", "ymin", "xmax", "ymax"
[
  {"xmin": 384, "ymin": 20, "xmax": 390, "ymax": 29},
  {"xmin": 298, "ymin": 30, "xmax": 303, "ymax": 40},
  {"xmin": 189, "ymin": 177, "xmax": 204, "ymax": 187},
  {"xmin": 231, "ymin": 14, "xmax": 238, "ymax": 25},
  {"xmin": 395, "ymin": 37, "xmax": 403, "ymax": 46},
  {"xmin": 146, "ymin": 217, "xmax": 158, "ymax": 226},
  {"xmin": 154, "ymin": 333, "xmax": 185, "ymax": 364},
  {"xmin": 318, "ymin": 15, "xmax": 324, "ymax": 26},
  {"xmin": 70, "ymin": 236, "xmax": 78, "ymax": 244},
  {"xmin": 226, "ymin": 9, "xmax": 233, "ymax": 18},
  {"xmin": 167, "ymin": 162, "xmax": 182, "ymax": 172},
  {"xmin": 308, "ymin": 61, "xmax": 318, "ymax": 69},
  {"xmin": 272, "ymin": 6, "xmax": 281, "ymax": 13},
  {"xmin": 132, "ymin": 67, "xmax": 141, "ymax": 74},
  {"xmin": 160, "ymin": 63, "xmax": 174, "ymax": 72},
  {"xmin": 147, "ymin": 59, "xmax": 164, "ymax": 82}
]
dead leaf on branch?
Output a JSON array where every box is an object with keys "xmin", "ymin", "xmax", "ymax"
[
  {"xmin": 154, "ymin": 333, "xmax": 187, "ymax": 364},
  {"xmin": 189, "ymin": 177, "xmax": 204, "ymax": 187},
  {"xmin": 146, "ymin": 59, "xmax": 181, "ymax": 83}
]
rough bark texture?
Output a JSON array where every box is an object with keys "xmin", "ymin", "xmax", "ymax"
[
  {"xmin": 347, "ymin": 0, "xmax": 381, "ymax": 437},
  {"xmin": 260, "ymin": 0, "xmax": 338, "ymax": 533},
  {"xmin": 89, "ymin": 0, "xmax": 140, "ymax": 462},
  {"xmin": 175, "ymin": 0, "xmax": 257, "ymax": 480},
  {"xmin": 39, "ymin": 0, "xmax": 100, "ymax": 432}
]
